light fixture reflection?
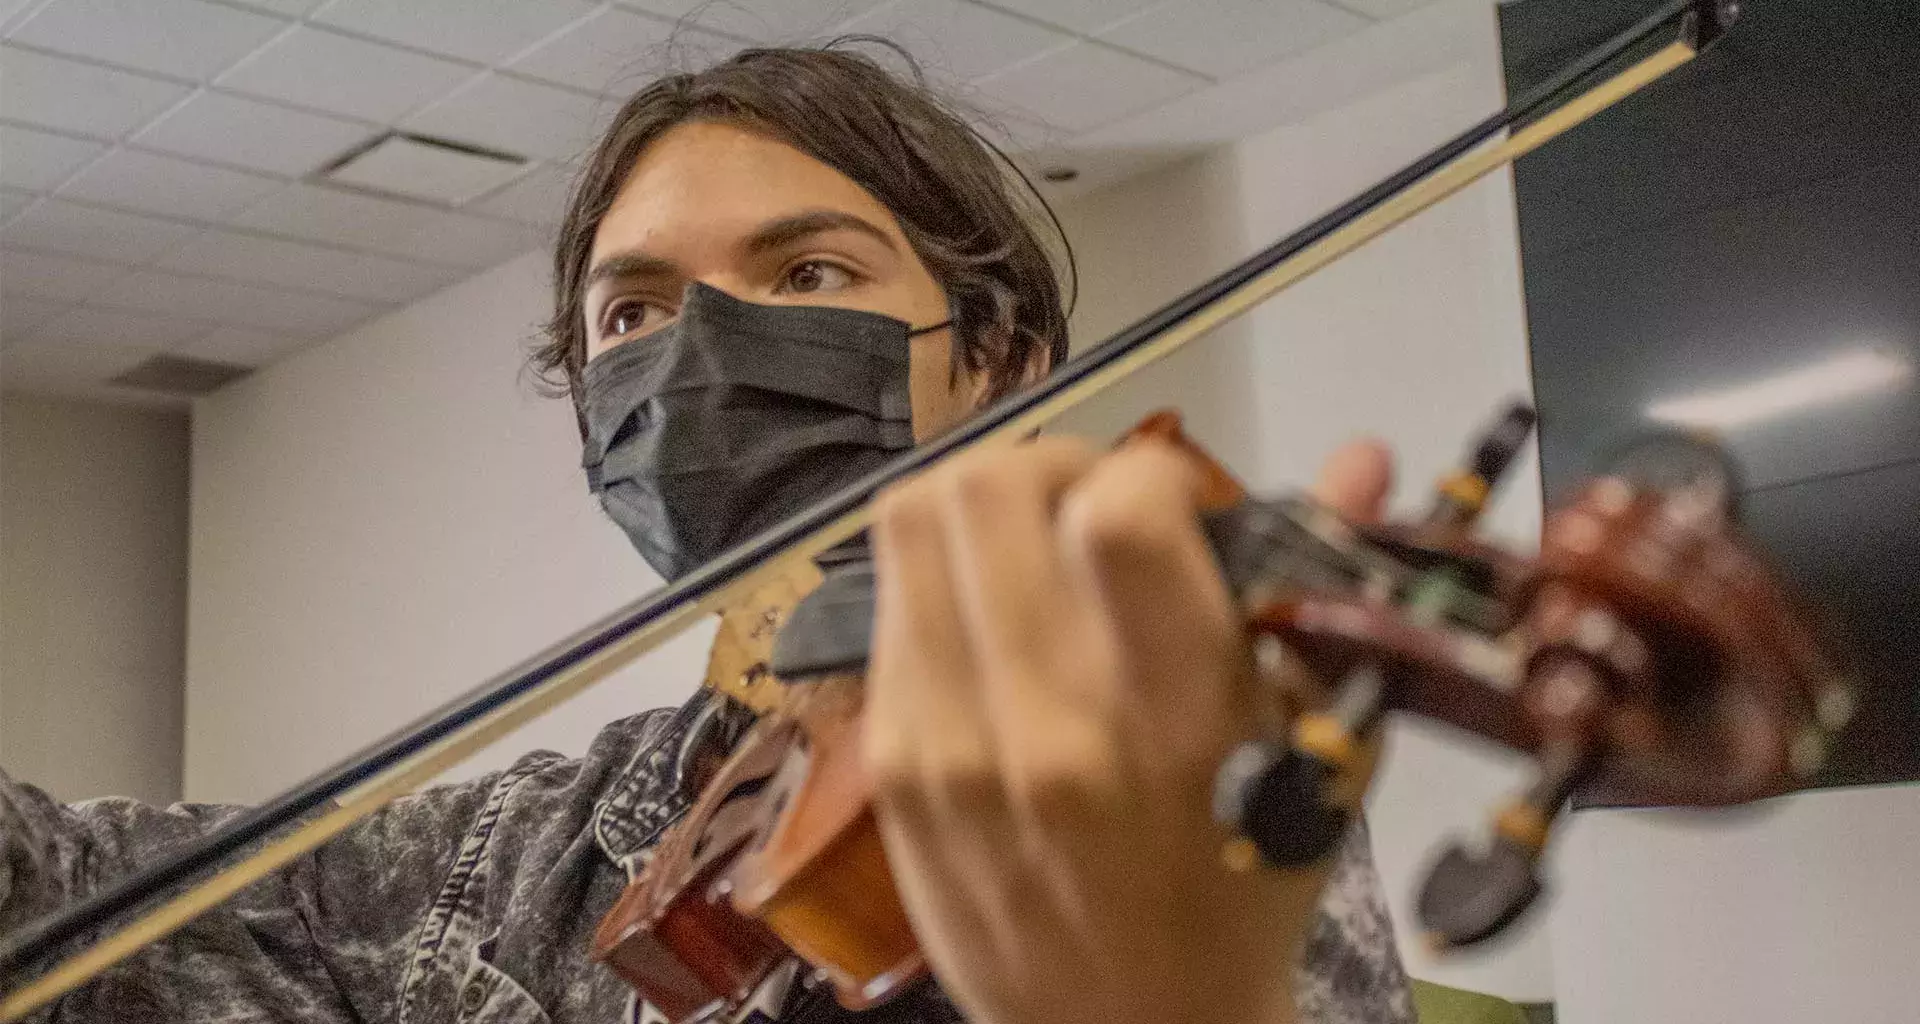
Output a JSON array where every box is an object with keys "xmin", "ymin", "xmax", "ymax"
[{"xmin": 1646, "ymin": 347, "xmax": 1913, "ymax": 430}]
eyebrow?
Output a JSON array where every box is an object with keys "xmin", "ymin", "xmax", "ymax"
[
  {"xmin": 584, "ymin": 209, "xmax": 899, "ymax": 292},
  {"xmin": 741, "ymin": 209, "xmax": 899, "ymax": 258},
  {"xmin": 584, "ymin": 251, "xmax": 680, "ymax": 292}
]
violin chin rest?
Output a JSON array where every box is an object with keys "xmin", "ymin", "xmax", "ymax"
[
  {"xmin": 770, "ymin": 558, "xmax": 877, "ymax": 680},
  {"xmin": 1416, "ymin": 837, "xmax": 1544, "ymax": 950}
]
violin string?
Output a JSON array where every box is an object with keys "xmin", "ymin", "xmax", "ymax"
[{"xmin": 0, "ymin": 5, "xmax": 1707, "ymax": 1016}]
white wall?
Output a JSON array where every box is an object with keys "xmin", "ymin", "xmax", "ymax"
[
  {"xmin": 1048, "ymin": 130, "xmax": 1259, "ymax": 471},
  {"xmin": 1, "ymin": 394, "xmax": 188, "ymax": 806},
  {"xmin": 1552, "ymin": 786, "xmax": 1920, "ymax": 1024},
  {"xmin": 186, "ymin": 252, "xmax": 713, "ymax": 803}
]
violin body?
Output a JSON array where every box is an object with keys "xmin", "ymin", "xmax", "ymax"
[
  {"xmin": 594, "ymin": 407, "xmax": 1854, "ymax": 1022},
  {"xmin": 594, "ymin": 677, "xmax": 923, "ymax": 1022}
]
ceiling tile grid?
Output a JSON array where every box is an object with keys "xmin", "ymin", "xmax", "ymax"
[
  {"xmin": 33, "ymin": 303, "xmax": 216, "ymax": 350},
  {"xmin": 0, "ymin": 292, "xmax": 66, "ymax": 336},
  {"xmin": 1, "ymin": 0, "xmax": 1417, "ymax": 404},
  {"xmin": 0, "ymin": 187, "xmax": 32, "ymax": 220},
  {"xmin": 970, "ymin": 39, "xmax": 1205, "ymax": 133},
  {"xmin": 402, "ymin": 72, "xmax": 613, "ymax": 164},
  {"xmin": 1, "ymin": 198, "xmax": 202, "ymax": 264},
  {"xmin": 58, "ymin": 148, "xmax": 284, "ymax": 221},
  {"xmin": 215, "ymin": 26, "xmax": 477, "ymax": 124},
  {"xmin": 0, "ymin": 122, "xmax": 104, "ymax": 190},
  {"xmin": 1, "ymin": 248, "xmax": 130, "ymax": 302},
  {"xmin": 156, "ymin": 229, "xmax": 467, "ymax": 304},
  {"xmin": 310, "ymin": 0, "xmax": 602, "ymax": 65},
  {"xmin": 616, "ymin": 0, "xmax": 889, "ymax": 45},
  {"xmin": 507, "ymin": 7, "xmax": 736, "ymax": 95},
  {"xmin": 0, "ymin": 44, "xmax": 194, "ymax": 137},
  {"xmin": 836, "ymin": 0, "xmax": 1073, "ymax": 84},
  {"xmin": 131, "ymin": 90, "xmax": 373, "ymax": 176},
  {"xmin": 8, "ymin": 0, "xmax": 290, "ymax": 82},
  {"xmin": 1098, "ymin": 0, "xmax": 1371, "ymax": 80}
]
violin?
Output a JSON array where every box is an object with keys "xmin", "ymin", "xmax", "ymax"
[
  {"xmin": 591, "ymin": 406, "xmax": 1854, "ymax": 1023},
  {"xmin": 0, "ymin": 3, "xmax": 1759, "ymax": 1018}
]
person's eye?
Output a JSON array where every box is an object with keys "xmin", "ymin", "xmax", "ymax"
[
  {"xmin": 780, "ymin": 260, "xmax": 856, "ymax": 295},
  {"xmin": 602, "ymin": 298, "xmax": 670, "ymax": 339}
]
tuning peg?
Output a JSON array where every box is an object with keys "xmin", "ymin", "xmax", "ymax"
[
  {"xmin": 1598, "ymin": 429, "xmax": 1743, "ymax": 524},
  {"xmin": 1214, "ymin": 664, "xmax": 1385, "ymax": 870},
  {"xmin": 1213, "ymin": 738, "xmax": 1349, "ymax": 870},
  {"xmin": 1417, "ymin": 742, "xmax": 1591, "ymax": 949},
  {"xmin": 1427, "ymin": 403, "xmax": 1536, "ymax": 532}
]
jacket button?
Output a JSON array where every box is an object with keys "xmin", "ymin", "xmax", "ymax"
[{"xmin": 460, "ymin": 976, "xmax": 488, "ymax": 1014}]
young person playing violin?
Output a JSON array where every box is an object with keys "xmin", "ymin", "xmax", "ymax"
[{"xmin": 0, "ymin": 45, "xmax": 1411, "ymax": 1024}]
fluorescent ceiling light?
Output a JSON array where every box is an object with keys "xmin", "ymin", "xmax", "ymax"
[{"xmin": 1646, "ymin": 347, "xmax": 1912, "ymax": 430}]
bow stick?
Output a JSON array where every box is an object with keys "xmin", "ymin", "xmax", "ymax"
[{"xmin": 0, "ymin": 1, "xmax": 1734, "ymax": 1015}]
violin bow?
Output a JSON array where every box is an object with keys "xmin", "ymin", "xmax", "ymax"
[{"xmin": 0, "ymin": 1, "xmax": 1734, "ymax": 1016}]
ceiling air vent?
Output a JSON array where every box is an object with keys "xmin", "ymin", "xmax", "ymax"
[
  {"xmin": 317, "ymin": 132, "xmax": 529, "ymax": 206},
  {"xmin": 109, "ymin": 355, "xmax": 253, "ymax": 396}
]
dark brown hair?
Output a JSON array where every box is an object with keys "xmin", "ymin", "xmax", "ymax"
[{"xmin": 535, "ymin": 40, "xmax": 1074, "ymax": 424}]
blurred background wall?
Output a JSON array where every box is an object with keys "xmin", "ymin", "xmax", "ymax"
[{"xmin": 0, "ymin": 394, "xmax": 186, "ymax": 806}]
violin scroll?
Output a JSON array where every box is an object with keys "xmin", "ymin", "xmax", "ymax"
[{"xmin": 1209, "ymin": 409, "xmax": 1855, "ymax": 947}]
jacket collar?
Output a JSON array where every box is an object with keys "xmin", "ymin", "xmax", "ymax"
[{"xmin": 593, "ymin": 558, "xmax": 821, "ymax": 873}]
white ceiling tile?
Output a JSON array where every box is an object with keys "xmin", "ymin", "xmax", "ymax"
[
  {"xmin": 310, "ymin": 0, "xmax": 600, "ymax": 64},
  {"xmin": 0, "ymin": 0, "xmax": 41, "ymax": 26},
  {"xmin": 58, "ymin": 149, "xmax": 284, "ymax": 221},
  {"xmin": 1098, "ymin": 0, "xmax": 1368, "ymax": 78},
  {"xmin": 234, "ymin": 182, "xmax": 540, "ymax": 267},
  {"xmin": 0, "ymin": 198, "xmax": 198, "ymax": 264},
  {"xmin": 400, "ymin": 210, "xmax": 545, "ymax": 268},
  {"xmin": 972, "ymin": 40, "xmax": 1204, "ymax": 133},
  {"xmin": 1, "ymin": 189, "xmax": 37, "ymax": 220},
  {"xmin": 0, "ymin": 45, "xmax": 194, "ymax": 138},
  {"xmin": 156, "ymin": 229, "xmax": 465, "ymax": 303},
  {"xmin": 10, "ymin": 0, "xmax": 289, "ymax": 82},
  {"xmin": 404, "ymin": 73, "xmax": 609, "ymax": 163},
  {"xmin": 971, "ymin": 110, "xmax": 1065, "ymax": 153},
  {"xmin": 324, "ymin": 134, "xmax": 527, "ymax": 205},
  {"xmin": 1, "ymin": 248, "xmax": 130, "ymax": 301},
  {"xmin": 107, "ymin": 269, "xmax": 380, "ymax": 335},
  {"xmin": 617, "ymin": 0, "xmax": 885, "ymax": 43},
  {"xmin": 1, "ymin": 337, "xmax": 160, "ymax": 393},
  {"xmin": 1324, "ymin": 0, "xmax": 1432, "ymax": 18},
  {"xmin": 469, "ymin": 163, "xmax": 574, "ymax": 225},
  {"xmin": 968, "ymin": 0, "xmax": 1160, "ymax": 34},
  {"xmin": 32, "ymin": 304, "xmax": 214, "ymax": 349},
  {"xmin": 1, "ymin": 294, "xmax": 70, "ymax": 341},
  {"xmin": 132, "ymin": 90, "xmax": 374, "ymax": 176},
  {"xmin": 223, "ymin": 0, "xmax": 325, "ymax": 16},
  {"xmin": 507, "ymin": 7, "xmax": 735, "ymax": 95},
  {"xmin": 0, "ymin": 124, "xmax": 104, "ymax": 191},
  {"xmin": 217, "ymin": 27, "xmax": 476, "ymax": 123},
  {"xmin": 233, "ymin": 181, "xmax": 437, "ymax": 248},
  {"xmin": 836, "ymin": 0, "xmax": 1071, "ymax": 83},
  {"xmin": 177, "ymin": 324, "xmax": 313, "ymax": 366}
]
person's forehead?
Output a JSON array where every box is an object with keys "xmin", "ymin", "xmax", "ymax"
[{"xmin": 590, "ymin": 121, "xmax": 907, "ymax": 261}]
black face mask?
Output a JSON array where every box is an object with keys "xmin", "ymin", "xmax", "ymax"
[{"xmin": 581, "ymin": 282, "xmax": 949, "ymax": 582}]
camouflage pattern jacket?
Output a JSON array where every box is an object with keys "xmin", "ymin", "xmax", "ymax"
[{"xmin": 0, "ymin": 696, "xmax": 1414, "ymax": 1023}]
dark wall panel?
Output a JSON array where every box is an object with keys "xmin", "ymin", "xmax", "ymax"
[
  {"xmin": 1741, "ymin": 460, "xmax": 1920, "ymax": 784},
  {"xmin": 1503, "ymin": 0, "xmax": 1920, "ymax": 786}
]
